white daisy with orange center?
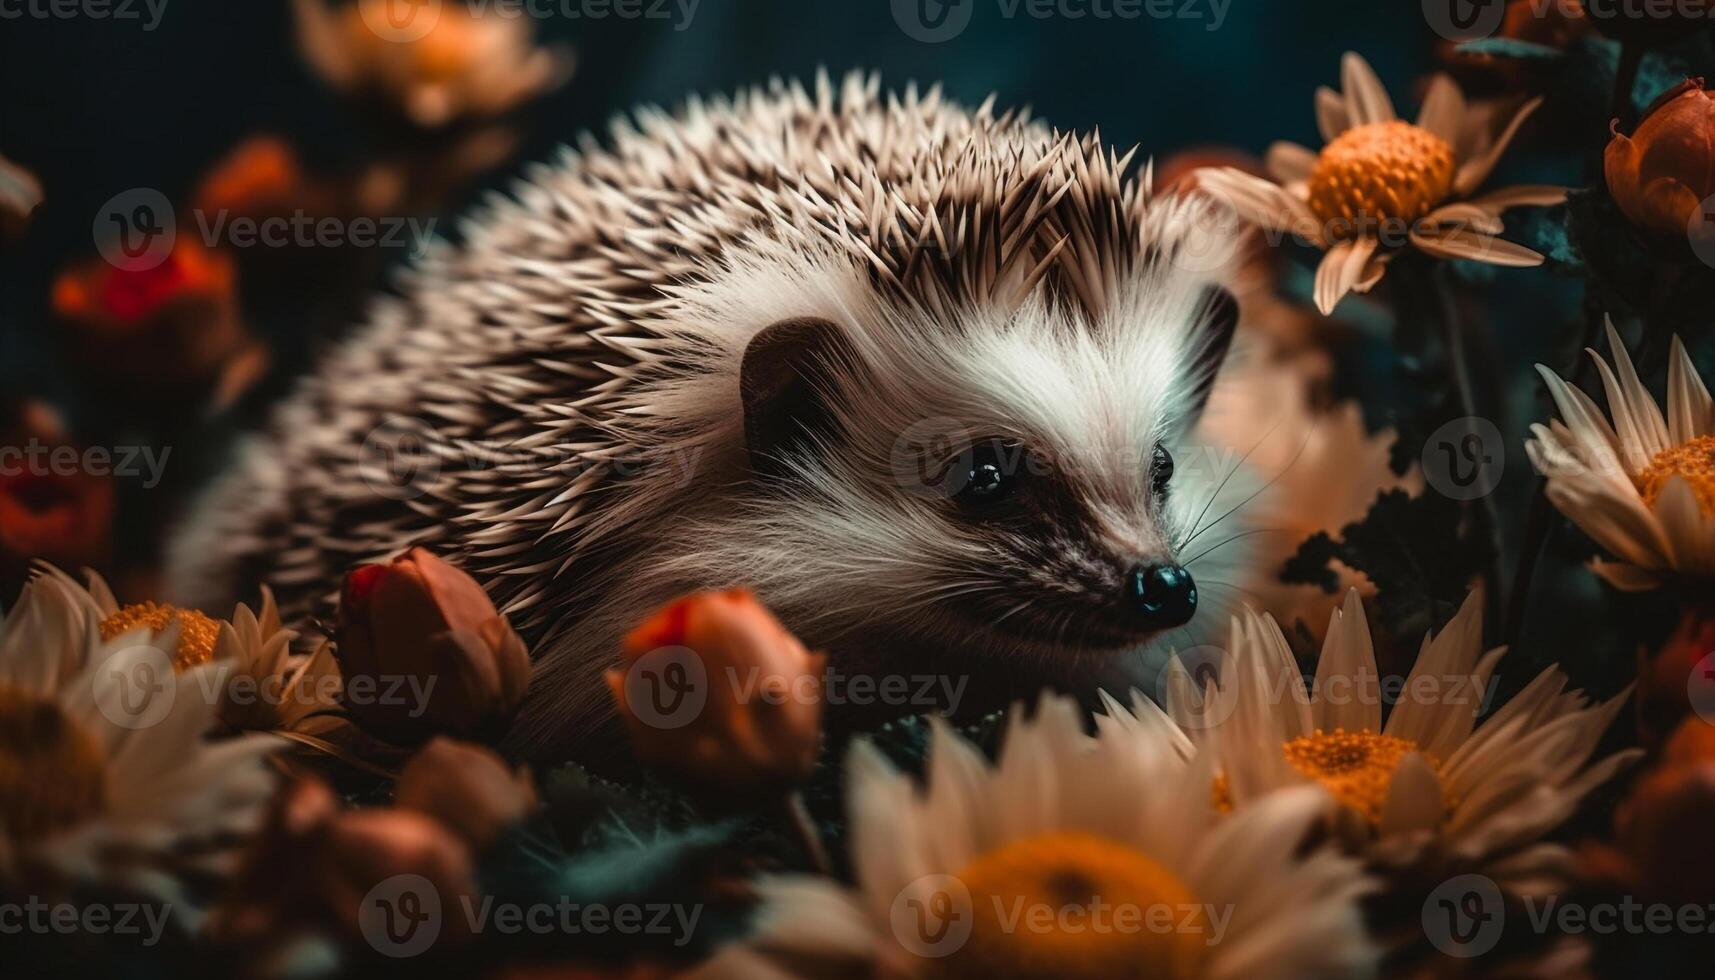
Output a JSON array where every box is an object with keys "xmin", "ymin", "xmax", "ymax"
[
  {"xmin": 1528, "ymin": 324, "xmax": 1715, "ymax": 591},
  {"xmin": 1174, "ymin": 589, "xmax": 1638, "ymax": 889},
  {"xmin": 0, "ymin": 569, "xmax": 279, "ymax": 910},
  {"xmin": 694, "ymin": 696, "xmax": 1377, "ymax": 980},
  {"xmin": 1196, "ymin": 52, "xmax": 1567, "ymax": 314}
]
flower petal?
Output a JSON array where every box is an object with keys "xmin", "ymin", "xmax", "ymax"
[
  {"xmin": 1340, "ymin": 52, "xmax": 1396, "ymax": 126},
  {"xmin": 1416, "ymin": 73, "xmax": 1465, "ymax": 143},
  {"xmin": 1454, "ymin": 96, "xmax": 1543, "ymax": 196}
]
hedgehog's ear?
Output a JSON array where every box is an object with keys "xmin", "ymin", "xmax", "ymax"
[
  {"xmin": 740, "ymin": 316, "xmax": 852, "ymax": 477},
  {"xmin": 1181, "ymin": 285, "xmax": 1239, "ymax": 421}
]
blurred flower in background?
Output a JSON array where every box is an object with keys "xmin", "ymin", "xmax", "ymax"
[
  {"xmin": 50, "ymin": 237, "xmax": 268, "ymax": 412},
  {"xmin": 0, "ymin": 153, "xmax": 42, "ymax": 244},
  {"xmin": 294, "ymin": 0, "xmax": 573, "ymax": 130},
  {"xmin": 0, "ymin": 570, "xmax": 279, "ymax": 908},
  {"xmin": 0, "ymin": 401, "xmax": 113, "ymax": 597}
]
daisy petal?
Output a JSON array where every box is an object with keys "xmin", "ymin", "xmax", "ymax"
[{"xmin": 1340, "ymin": 52, "xmax": 1396, "ymax": 126}]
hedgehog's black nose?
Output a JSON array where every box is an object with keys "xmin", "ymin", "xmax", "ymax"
[{"xmin": 1127, "ymin": 563, "xmax": 1197, "ymax": 628}]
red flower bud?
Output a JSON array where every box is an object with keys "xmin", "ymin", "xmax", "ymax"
[
  {"xmin": 335, "ymin": 548, "xmax": 531, "ymax": 744},
  {"xmin": 606, "ymin": 589, "xmax": 824, "ymax": 800},
  {"xmin": 0, "ymin": 402, "xmax": 114, "ymax": 594},
  {"xmin": 1637, "ymin": 604, "xmax": 1715, "ymax": 746}
]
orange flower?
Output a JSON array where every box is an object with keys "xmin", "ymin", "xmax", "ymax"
[
  {"xmin": 50, "ymin": 237, "xmax": 265, "ymax": 404},
  {"xmin": 395, "ymin": 737, "xmax": 536, "ymax": 852},
  {"xmin": 335, "ymin": 548, "xmax": 532, "ymax": 743},
  {"xmin": 1605, "ymin": 79, "xmax": 1715, "ymax": 245},
  {"xmin": 607, "ymin": 590, "xmax": 824, "ymax": 799},
  {"xmin": 294, "ymin": 0, "xmax": 572, "ymax": 128},
  {"xmin": 194, "ymin": 135, "xmax": 310, "ymax": 221},
  {"xmin": 0, "ymin": 401, "xmax": 113, "ymax": 592},
  {"xmin": 211, "ymin": 777, "xmax": 476, "ymax": 950},
  {"xmin": 1637, "ymin": 604, "xmax": 1715, "ymax": 746}
]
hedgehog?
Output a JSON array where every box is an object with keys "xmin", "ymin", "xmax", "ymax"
[{"xmin": 167, "ymin": 71, "xmax": 1251, "ymax": 757}]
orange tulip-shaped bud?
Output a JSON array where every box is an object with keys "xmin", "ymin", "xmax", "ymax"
[
  {"xmin": 607, "ymin": 589, "xmax": 824, "ymax": 799},
  {"xmin": 1605, "ymin": 79, "xmax": 1715, "ymax": 247},
  {"xmin": 395, "ymin": 737, "xmax": 536, "ymax": 852},
  {"xmin": 335, "ymin": 548, "xmax": 531, "ymax": 744}
]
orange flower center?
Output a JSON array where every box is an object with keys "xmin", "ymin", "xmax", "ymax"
[
  {"xmin": 100, "ymin": 602, "xmax": 221, "ymax": 671},
  {"xmin": 1308, "ymin": 121, "xmax": 1456, "ymax": 238},
  {"xmin": 1636, "ymin": 436, "xmax": 1715, "ymax": 514},
  {"xmin": 1282, "ymin": 729, "xmax": 1448, "ymax": 827},
  {"xmin": 937, "ymin": 831, "xmax": 1207, "ymax": 980},
  {"xmin": 0, "ymin": 684, "xmax": 108, "ymax": 845}
]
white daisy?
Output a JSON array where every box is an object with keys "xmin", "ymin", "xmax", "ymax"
[
  {"xmin": 1174, "ymin": 588, "xmax": 1638, "ymax": 892},
  {"xmin": 1196, "ymin": 52, "xmax": 1565, "ymax": 314},
  {"xmin": 695, "ymin": 695, "xmax": 1377, "ymax": 980},
  {"xmin": 0, "ymin": 570, "xmax": 278, "ymax": 912},
  {"xmin": 1527, "ymin": 322, "xmax": 1715, "ymax": 590}
]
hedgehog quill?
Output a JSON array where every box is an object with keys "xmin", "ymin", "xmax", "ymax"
[{"xmin": 168, "ymin": 72, "xmax": 1249, "ymax": 756}]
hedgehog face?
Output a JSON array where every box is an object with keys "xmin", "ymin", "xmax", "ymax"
[{"xmin": 732, "ymin": 277, "xmax": 1239, "ymax": 661}]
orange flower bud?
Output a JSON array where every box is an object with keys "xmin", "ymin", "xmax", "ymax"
[
  {"xmin": 395, "ymin": 737, "xmax": 536, "ymax": 852},
  {"xmin": 193, "ymin": 135, "xmax": 309, "ymax": 221},
  {"xmin": 0, "ymin": 402, "xmax": 114, "ymax": 594},
  {"xmin": 1604, "ymin": 79, "xmax": 1715, "ymax": 245},
  {"xmin": 1637, "ymin": 604, "xmax": 1715, "ymax": 745},
  {"xmin": 213, "ymin": 776, "xmax": 477, "ymax": 952},
  {"xmin": 606, "ymin": 590, "xmax": 825, "ymax": 799},
  {"xmin": 335, "ymin": 548, "xmax": 532, "ymax": 743},
  {"xmin": 1609, "ymin": 760, "xmax": 1715, "ymax": 904},
  {"xmin": 50, "ymin": 237, "xmax": 264, "ymax": 404},
  {"xmin": 1663, "ymin": 716, "xmax": 1715, "ymax": 768}
]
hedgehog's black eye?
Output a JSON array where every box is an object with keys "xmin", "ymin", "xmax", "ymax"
[
  {"xmin": 950, "ymin": 439, "xmax": 1025, "ymax": 507},
  {"xmin": 1151, "ymin": 443, "xmax": 1174, "ymax": 496}
]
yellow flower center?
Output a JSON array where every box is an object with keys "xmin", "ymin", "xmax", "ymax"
[
  {"xmin": 0, "ymin": 684, "xmax": 108, "ymax": 845},
  {"xmin": 1282, "ymin": 729, "xmax": 1447, "ymax": 827},
  {"xmin": 1307, "ymin": 121, "xmax": 1456, "ymax": 238},
  {"xmin": 1636, "ymin": 436, "xmax": 1715, "ymax": 514},
  {"xmin": 936, "ymin": 831, "xmax": 1207, "ymax": 980},
  {"xmin": 100, "ymin": 602, "xmax": 220, "ymax": 671}
]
